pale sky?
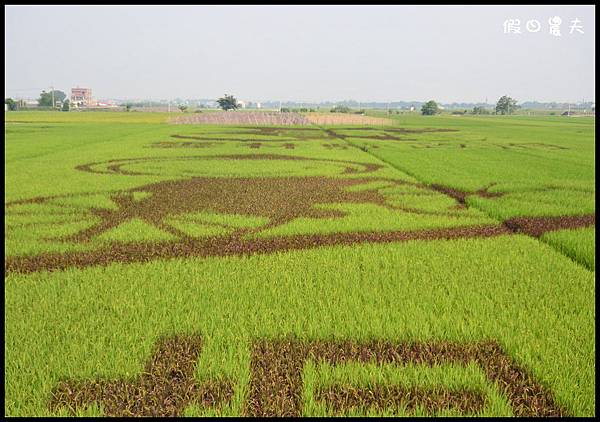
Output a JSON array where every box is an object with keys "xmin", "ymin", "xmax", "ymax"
[{"xmin": 4, "ymin": 5, "xmax": 595, "ymax": 103}]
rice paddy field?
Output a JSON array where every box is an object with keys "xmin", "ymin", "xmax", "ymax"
[{"xmin": 4, "ymin": 111, "xmax": 595, "ymax": 416}]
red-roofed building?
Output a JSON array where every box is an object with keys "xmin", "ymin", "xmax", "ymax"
[{"xmin": 71, "ymin": 87, "xmax": 93, "ymax": 107}]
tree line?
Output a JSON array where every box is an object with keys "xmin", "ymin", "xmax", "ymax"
[
  {"xmin": 420, "ymin": 96, "xmax": 519, "ymax": 115},
  {"xmin": 5, "ymin": 92, "xmax": 520, "ymax": 116}
]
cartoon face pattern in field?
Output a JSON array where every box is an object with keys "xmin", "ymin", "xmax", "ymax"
[{"xmin": 4, "ymin": 128, "xmax": 594, "ymax": 274}]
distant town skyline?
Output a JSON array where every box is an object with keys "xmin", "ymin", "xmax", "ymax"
[
  {"xmin": 5, "ymin": 90, "xmax": 594, "ymax": 109},
  {"xmin": 5, "ymin": 5, "xmax": 595, "ymax": 103}
]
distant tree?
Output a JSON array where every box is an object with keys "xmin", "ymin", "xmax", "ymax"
[
  {"xmin": 472, "ymin": 106, "xmax": 490, "ymax": 115},
  {"xmin": 495, "ymin": 96, "xmax": 519, "ymax": 115},
  {"xmin": 421, "ymin": 100, "xmax": 440, "ymax": 115},
  {"xmin": 217, "ymin": 94, "xmax": 239, "ymax": 111},
  {"xmin": 38, "ymin": 90, "xmax": 67, "ymax": 107},
  {"xmin": 38, "ymin": 91, "xmax": 52, "ymax": 107},
  {"xmin": 5, "ymin": 98, "xmax": 17, "ymax": 111},
  {"xmin": 330, "ymin": 105, "xmax": 351, "ymax": 113},
  {"xmin": 179, "ymin": 105, "xmax": 188, "ymax": 112},
  {"xmin": 61, "ymin": 99, "xmax": 70, "ymax": 111},
  {"xmin": 52, "ymin": 90, "xmax": 67, "ymax": 103},
  {"xmin": 125, "ymin": 103, "xmax": 132, "ymax": 112}
]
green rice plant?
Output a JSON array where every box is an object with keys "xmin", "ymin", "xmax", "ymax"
[{"xmin": 540, "ymin": 227, "xmax": 595, "ymax": 270}]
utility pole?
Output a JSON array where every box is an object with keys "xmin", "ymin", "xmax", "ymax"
[{"xmin": 51, "ymin": 86, "xmax": 55, "ymax": 110}]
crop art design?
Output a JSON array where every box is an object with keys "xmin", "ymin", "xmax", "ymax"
[
  {"xmin": 49, "ymin": 335, "xmax": 234, "ymax": 417},
  {"xmin": 247, "ymin": 338, "xmax": 568, "ymax": 416},
  {"xmin": 49, "ymin": 335, "xmax": 567, "ymax": 417},
  {"xmin": 4, "ymin": 143, "xmax": 595, "ymax": 274}
]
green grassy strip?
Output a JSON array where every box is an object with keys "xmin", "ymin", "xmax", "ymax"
[{"xmin": 540, "ymin": 227, "xmax": 595, "ymax": 271}]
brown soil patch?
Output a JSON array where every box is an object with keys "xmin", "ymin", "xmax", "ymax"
[
  {"xmin": 221, "ymin": 127, "xmax": 324, "ymax": 139},
  {"xmin": 323, "ymin": 127, "xmax": 461, "ymax": 143},
  {"xmin": 323, "ymin": 128, "xmax": 408, "ymax": 142},
  {"xmin": 365, "ymin": 134, "xmax": 404, "ymax": 140},
  {"xmin": 430, "ymin": 184, "xmax": 504, "ymax": 204},
  {"xmin": 316, "ymin": 385, "xmax": 487, "ymax": 415},
  {"xmin": 231, "ymin": 126, "xmax": 320, "ymax": 134},
  {"xmin": 49, "ymin": 335, "xmax": 233, "ymax": 416},
  {"xmin": 5, "ymin": 224, "xmax": 511, "ymax": 274},
  {"xmin": 245, "ymin": 338, "xmax": 567, "ymax": 417},
  {"xmin": 324, "ymin": 128, "xmax": 348, "ymax": 140},
  {"xmin": 170, "ymin": 134, "xmax": 301, "ymax": 142},
  {"xmin": 242, "ymin": 142, "xmax": 296, "ymax": 150},
  {"xmin": 62, "ymin": 176, "xmax": 399, "ymax": 242},
  {"xmin": 172, "ymin": 129, "xmax": 326, "ymax": 141},
  {"xmin": 336, "ymin": 127, "xmax": 459, "ymax": 134},
  {"xmin": 46, "ymin": 336, "xmax": 567, "ymax": 417},
  {"xmin": 322, "ymin": 143, "xmax": 349, "ymax": 150},
  {"xmin": 168, "ymin": 126, "xmax": 460, "ymax": 144},
  {"xmin": 504, "ymin": 214, "xmax": 596, "ymax": 238}
]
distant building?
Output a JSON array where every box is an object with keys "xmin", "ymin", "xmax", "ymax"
[
  {"xmin": 237, "ymin": 100, "xmax": 246, "ymax": 109},
  {"xmin": 19, "ymin": 99, "xmax": 38, "ymax": 108},
  {"xmin": 96, "ymin": 101, "xmax": 118, "ymax": 108},
  {"xmin": 71, "ymin": 87, "xmax": 93, "ymax": 107}
]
